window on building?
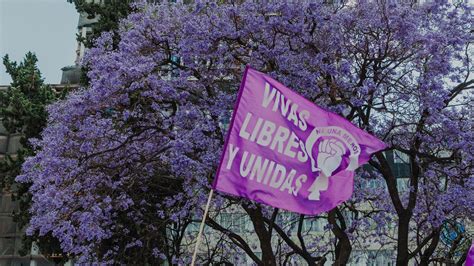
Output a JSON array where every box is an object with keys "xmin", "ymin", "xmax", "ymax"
[
  {"xmin": 219, "ymin": 213, "xmax": 248, "ymax": 233},
  {"xmin": 396, "ymin": 178, "xmax": 410, "ymax": 192},
  {"xmin": 302, "ymin": 217, "xmax": 323, "ymax": 232},
  {"xmin": 393, "ymin": 150, "xmax": 409, "ymax": 164},
  {"xmin": 390, "ymin": 150, "xmax": 411, "ymax": 178},
  {"xmin": 186, "ymin": 221, "xmax": 200, "ymax": 233}
]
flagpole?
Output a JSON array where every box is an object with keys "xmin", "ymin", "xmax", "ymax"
[{"xmin": 191, "ymin": 189, "xmax": 214, "ymax": 266}]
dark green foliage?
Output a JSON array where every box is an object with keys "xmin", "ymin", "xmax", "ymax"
[
  {"xmin": 1, "ymin": 53, "xmax": 56, "ymax": 143},
  {"xmin": 70, "ymin": 0, "xmax": 135, "ymax": 49},
  {"xmin": 69, "ymin": 0, "xmax": 137, "ymax": 86},
  {"xmin": 0, "ymin": 52, "xmax": 66, "ymax": 258},
  {"xmin": 0, "ymin": 52, "xmax": 59, "ymax": 190}
]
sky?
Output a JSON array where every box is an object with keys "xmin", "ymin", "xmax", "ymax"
[{"xmin": 0, "ymin": 0, "xmax": 78, "ymax": 84}]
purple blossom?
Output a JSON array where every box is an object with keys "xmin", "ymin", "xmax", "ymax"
[{"xmin": 17, "ymin": 1, "xmax": 473, "ymax": 264}]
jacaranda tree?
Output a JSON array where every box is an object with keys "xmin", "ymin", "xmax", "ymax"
[{"xmin": 18, "ymin": 1, "xmax": 473, "ymax": 265}]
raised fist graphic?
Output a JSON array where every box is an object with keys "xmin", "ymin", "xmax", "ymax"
[
  {"xmin": 307, "ymin": 138, "xmax": 346, "ymax": 200},
  {"xmin": 316, "ymin": 139, "xmax": 345, "ymax": 177}
]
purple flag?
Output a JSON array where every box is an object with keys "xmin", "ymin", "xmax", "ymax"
[
  {"xmin": 212, "ymin": 66, "xmax": 386, "ymax": 215},
  {"xmin": 467, "ymin": 241, "xmax": 474, "ymax": 266}
]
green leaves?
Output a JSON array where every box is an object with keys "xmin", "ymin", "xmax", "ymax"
[
  {"xmin": 70, "ymin": 0, "xmax": 134, "ymax": 49},
  {"xmin": 0, "ymin": 53, "xmax": 57, "ymax": 146},
  {"xmin": 3, "ymin": 52, "xmax": 44, "ymax": 93}
]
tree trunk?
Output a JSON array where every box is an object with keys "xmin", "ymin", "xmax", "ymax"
[
  {"xmin": 334, "ymin": 237, "xmax": 352, "ymax": 266},
  {"xmin": 244, "ymin": 205, "xmax": 277, "ymax": 266},
  {"xmin": 396, "ymin": 214, "xmax": 410, "ymax": 266},
  {"xmin": 328, "ymin": 209, "xmax": 352, "ymax": 265}
]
